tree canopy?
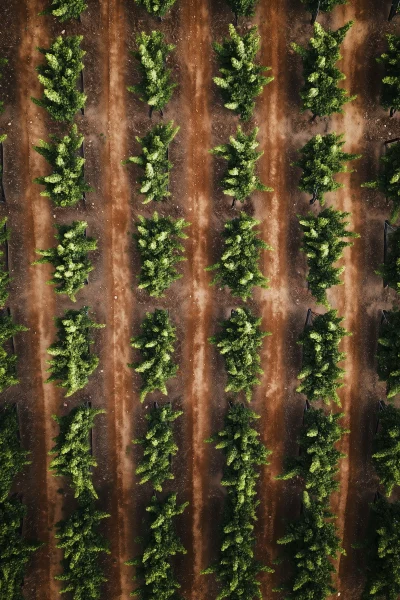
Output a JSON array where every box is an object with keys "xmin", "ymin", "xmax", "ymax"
[
  {"xmin": 373, "ymin": 404, "xmax": 400, "ymax": 497},
  {"xmin": 40, "ymin": 0, "xmax": 88, "ymax": 21},
  {"xmin": 377, "ymin": 309, "xmax": 400, "ymax": 399},
  {"xmin": 362, "ymin": 140, "xmax": 400, "ymax": 224},
  {"xmin": 0, "ymin": 313, "xmax": 28, "ymax": 393},
  {"xmin": 378, "ymin": 224, "xmax": 400, "ymax": 291},
  {"xmin": 0, "ymin": 405, "xmax": 30, "ymax": 504},
  {"xmin": 377, "ymin": 34, "xmax": 400, "ymax": 116},
  {"xmin": 300, "ymin": 0, "xmax": 347, "ymax": 23},
  {"xmin": 134, "ymin": 0, "xmax": 177, "ymax": 17},
  {"xmin": 224, "ymin": 0, "xmax": 259, "ymax": 19},
  {"xmin": 0, "ymin": 217, "xmax": 10, "ymax": 309}
]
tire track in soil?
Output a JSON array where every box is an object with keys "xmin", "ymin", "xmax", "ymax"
[
  {"xmin": 15, "ymin": 2, "xmax": 60, "ymax": 598},
  {"xmin": 99, "ymin": 1, "xmax": 134, "ymax": 598},
  {"xmin": 179, "ymin": 0, "xmax": 213, "ymax": 596}
]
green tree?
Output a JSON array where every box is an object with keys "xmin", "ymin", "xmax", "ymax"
[
  {"xmin": 46, "ymin": 307, "xmax": 105, "ymax": 397},
  {"xmin": 211, "ymin": 126, "xmax": 272, "ymax": 207},
  {"xmin": 55, "ymin": 501, "xmax": 110, "ymax": 600},
  {"xmin": 210, "ymin": 308, "xmax": 270, "ymax": 401},
  {"xmin": 214, "ymin": 24, "xmax": 273, "ymax": 121},
  {"xmin": 301, "ymin": 0, "xmax": 347, "ymax": 23},
  {"xmin": 294, "ymin": 133, "xmax": 361, "ymax": 206},
  {"xmin": 0, "ymin": 58, "xmax": 7, "ymax": 115},
  {"xmin": 130, "ymin": 309, "xmax": 178, "ymax": 402},
  {"xmin": 373, "ymin": 404, "xmax": 400, "ymax": 497},
  {"xmin": 0, "ymin": 314, "xmax": 28, "ymax": 394},
  {"xmin": 225, "ymin": 0, "xmax": 259, "ymax": 20},
  {"xmin": 134, "ymin": 212, "xmax": 190, "ymax": 297},
  {"xmin": 362, "ymin": 140, "xmax": 400, "ymax": 224},
  {"xmin": 40, "ymin": 0, "xmax": 88, "ymax": 21},
  {"xmin": 123, "ymin": 121, "xmax": 179, "ymax": 204},
  {"xmin": 378, "ymin": 225, "xmax": 400, "ymax": 291},
  {"xmin": 129, "ymin": 31, "xmax": 176, "ymax": 116},
  {"xmin": 134, "ymin": 0, "xmax": 177, "ymax": 17},
  {"xmin": 133, "ymin": 403, "xmax": 182, "ymax": 492},
  {"xmin": 127, "ymin": 493, "xmax": 188, "ymax": 600},
  {"xmin": 32, "ymin": 36, "xmax": 86, "ymax": 122},
  {"xmin": 0, "ymin": 217, "xmax": 10, "ymax": 309},
  {"xmin": 297, "ymin": 310, "xmax": 349, "ymax": 405},
  {"xmin": 49, "ymin": 405, "xmax": 105, "ymax": 500},
  {"xmin": 377, "ymin": 35, "xmax": 400, "ymax": 117},
  {"xmin": 203, "ymin": 404, "xmax": 273, "ymax": 599},
  {"xmin": 377, "ymin": 309, "xmax": 400, "ymax": 399},
  {"xmin": 292, "ymin": 21, "xmax": 355, "ymax": 118},
  {"xmin": 0, "ymin": 498, "xmax": 42, "ymax": 600},
  {"xmin": 362, "ymin": 497, "xmax": 400, "ymax": 600},
  {"xmin": 299, "ymin": 207, "xmax": 359, "ymax": 307},
  {"xmin": 0, "ymin": 405, "xmax": 30, "ymax": 503},
  {"xmin": 277, "ymin": 408, "xmax": 348, "ymax": 500},
  {"xmin": 34, "ymin": 221, "xmax": 97, "ymax": 302},
  {"xmin": 33, "ymin": 125, "xmax": 91, "ymax": 207},
  {"xmin": 206, "ymin": 212, "xmax": 271, "ymax": 300},
  {"xmin": 276, "ymin": 492, "xmax": 344, "ymax": 599}
]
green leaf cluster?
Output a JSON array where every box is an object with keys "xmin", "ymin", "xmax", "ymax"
[
  {"xmin": 292, "ymin": 22, "xmax": 355, "ymax": 117},
  {"xmin": 123, "ymin": 121, "xmax": 179, "ymax": 204},
  {"xmin": 206, "ymin": 212, "xmax": 271, "ymax": 300},
  {"xmin": 0, "ymin": 58, "xmax": 7, "ymax": 115},
  {"xmin": 134, "ymin": 403, "xmax": 182, "ymax": 492},
  {"xmin": 129, "ymin": 31, "xmax": 176, "ymax": 113},
  {"xmin": 294, "ymin": 132, "xmax": 361, "ymax": 205},
  {"xmin": 300, "ymin": 0, "xmax": 346, "ymax": 20},
  {"xmin": 276, "ymin": 492, "xmax": 344, "ymax": 599},
  {"xmin": 225, "ymin": 0, "xmax": 259, "ymax": 18},
  {"xmin": 211, "ymin": 126, "xmax": 272, "ymax": 207},
  {"xmin": 33, "ymin": 124, "xmax": 91, "ymax": 207},
  {"xmin": 0, "ymin": 217, "xmax": 10, "ymax": 309},
  {"xmin": 135, "ymin": 212, "xmax": 189, "ymax": 297},
  {"xmin": 373, "ymin": 404, "xmax": 400, "ymax": 497},
  {"xmin": 0, "ymin": 405, "xmax": 30, "ymax": 503},
  {"xmin": 32, "ymin": 36, "xmax": 86, "ymax": 122},
  {"xmin": 40, "ymin": 0, "xmax": 88, "ymax": 21},
  {"xmin": 377, "ymin": 309, "xmax": 400, "ymax": 399},
  {"xmin": 377, "ymin": 34, "xmax": 400, "ymax": 115},
  {"xmin": 46, "ymin": 307, "xmax": 105, "ymax": 397},
  {"xmin": 134, "ymin": 0, "xmax": 177, "ymax": 17},
  {"xmin": 297, "ymin": 309, "xmax": 349, "ymax": 405},
  {"xmin": 50, "ymin": 405, "xmax": 105, "ymax": 500},
  {"xmin": 277, "ymin": 408, "xmax": 348, "ymax": 500},
  {"xmin": 213, "ymin": 25, "xmax": 273, "ymax": 121},
  {"xmin": 378, "ymin": 225, "xmax": 400, "ymax": 291},
  {"xmin": 127, "ymin": 493, "xmax": 188, "ymax": 600},
  {"xmin": 299, "ymin": 207, "xmax": 359, "ymax": 307},
  {"xmin": 130, "ymin": 309, "xmax": 178, "ymax": 402},
  {"xmin": 203, "ymin": 404, "xmax": 273, "ymax": 599},
  {"xmin": 210, "ymin": 308, "xmax": 269, "ymax": 401},
  {"xmin": 34, "ymin": 221, "xmax": 97, "ymax": 302},
  {"xmin": 0, "ymin": 314, "xmax": 28, "ymax": 393},
  {"xmin": 362, "ymin": 140, "xmax": 400, "ymax": 224}
]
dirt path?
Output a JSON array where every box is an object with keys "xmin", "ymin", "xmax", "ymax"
[
  {"xmin": 98, "ymin": 1, "xmax": 134, "ymax": 598},
  {"xmin": 179, "ymin": 0, "xmax": 213, "ymax": 596}
]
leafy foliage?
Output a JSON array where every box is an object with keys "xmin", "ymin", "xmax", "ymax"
[
  {"xmin": 0, "ymin": 217, "xmax": 10, "ymax": 309},
  {"xmin": 297, "ymin": 310, "xmax": 349, "ymax": 405},
  {"xmin": 128, "ymin": 31, "xmax": 176, "ymax": 113},
  {"xmin": 123, "ymin": 121, "xmax": 179, "ymax": 204},
  {"xmin": 211, "ymin": 126, "xmax": 272, "ymax": 207},
  {"xmin": 50, "ymin": 405, "xmax": 105, "ymax": 500},
  {"xmin": 0, "ymin": 405, "xmax": 30, "ymax": 504},
  {"xmin": 134, "ymin": 212, "xmax": 189, "ymax": 297},
  {"xmin": 301, "ymin": 0, "xmax": 346, "ymax": 21},
  {"xmin": 225, "ymin": 0, "xmax": 259, "ymax": 18},
  {"xmin": 203, "ymin": 404, "xmax": 273, "ymax": 599},
  {"xmin": 277, "ymin": 408, "xmax": 348, "ymax": 501},
  {"xmin": 213, "ymin": 24, "xmax": 273, "ymax": 121},
  {"xmin": 209, "ymin": 308, "xmax": 269, "ymax": 401},
  {"xmin": 292, "ymin": 22, "xmax": 355, "ymax": 117},
  {"xmin": 130, "ymin": 309, "xmax": 178, "ymax": 402},
  {"xmin": 32, "ymin": 36, "xmax": 86, "ymax": 122},
  {"xmin": 294, "ymin": 132, "xmax": 361, "ymax": 206},
  {"xmin": 378, "ymin": 225, "xmax": 400, "ymax": 291},
  {"xmin": 276, "ymin": 492, "xmax": 344, "ymax": 599},
  {"xmin": 377, "ymin": 309, "xmax": 400, "ymax": 399},
  {"xmin": 33, "ymin": 124, "xmax": 91, "ymax": 207},
  {"xmin": 362, "ymin": 140, "xmax": 400, "ymax": 224},
  {"xmin": 34, "ymin": 221, "xmax": 97, "ymax": 302},
  {"xmin": 46, "ymin": 307, "xmax": 105, "ymax": 397},
  {"xmin": 377, "ymin": 34, "xmax": 400, "ymax": 116},
  {"xmin": 40, "ymin": 0, "xmax": 88, "ymax": 21},
  {"xmin": 373, "ymin": 404, "xmax": 400, "ymax": 497},
  {"xmin": 299, "ymin": 207, "xmax": 359, "ymax": 307},
  {"xmin": 127, "ymin": 493, "xmax": 187, "ymax": 600},
  {"xmin": 0, "ymin": 314, "xmax": 28, "ymax": 394},
  {"xmin": 0, "ymin": 498, "xmax": 42, "ymax": 600},
  {"xmin": 55, "ymin": 501, "xmax": 110, "ymax": 600},
  {"xmin": 133, "ymin": 403, "xmax": 182, "ymax": 492},
  {"xmin": 0, "ymin": 58, "xmax": 7, "ymax": 115},
  {"xmin": 134, "ymin": 0, "xmax": 177, "ymax": 17},
  {"xmin": 362, "ymin": 497, "xmax": 400, "ymax": 600},
  {"xmin": 206, "ymin": 213, "xmax": 271, "ymax": 300}
]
